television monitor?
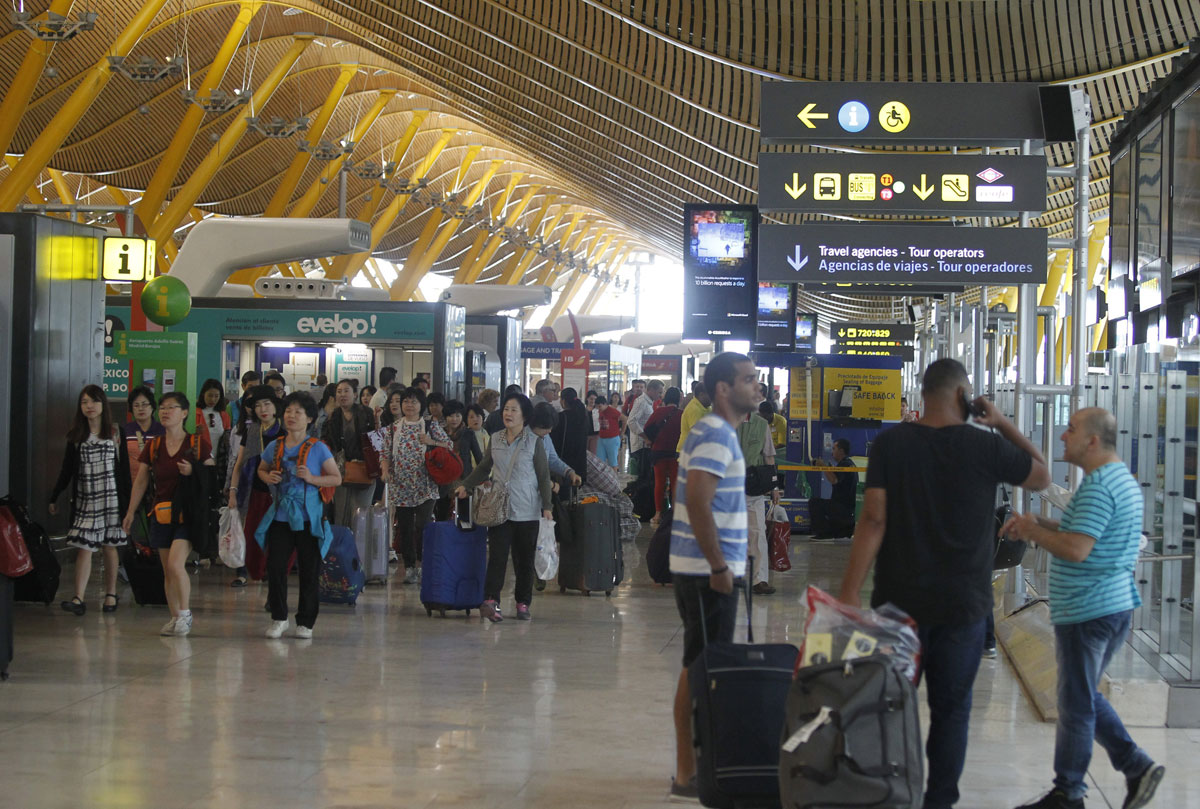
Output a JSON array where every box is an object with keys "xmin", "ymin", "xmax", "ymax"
[{"xmin": 682, "ymin": 204, "xmax": 758, "ymax": 340}]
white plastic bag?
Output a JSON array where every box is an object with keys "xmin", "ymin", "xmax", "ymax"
[
  {"xmin": 534, "ymin": 517, "xmax": 558, "ymax": 580},
  {"xmin": 769, "ymin": 503, "xmax": 788, "ymax": 523},
  {"xmin": 218, "ymin": 506, "xmax": 245, "ymax": 569}
]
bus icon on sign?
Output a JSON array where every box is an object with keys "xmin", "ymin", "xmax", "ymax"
[
  {"xmin": 848, "ymin": 173, "xmax": 876, "ymax": 201},
  {"xmin": 814, "ymin": 173, "xmax": 841, "ymax": 200}
]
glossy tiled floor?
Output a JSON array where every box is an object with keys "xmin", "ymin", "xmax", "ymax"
[{"xmin": 4, "ymin": 535, "xmax": 1198, "ymax": 809}]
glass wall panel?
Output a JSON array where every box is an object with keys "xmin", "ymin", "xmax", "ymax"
[
  {"xmin": 1136, "ymin": 121, "xmax": 1164, "ymax": 274},
  {"xmin": 1171, "ymin": 87, "xmax": 1200, "ymax": 276}
]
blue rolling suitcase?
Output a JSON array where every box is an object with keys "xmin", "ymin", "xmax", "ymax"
[
  {"xmin": 420, "ymin": 516, "xmax": 487, "ymax": 617},
  {"xmin": 319, "ymin": 525, "xmax": 366, "ymax": 605}
]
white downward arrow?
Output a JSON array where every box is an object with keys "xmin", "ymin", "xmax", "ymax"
[{"xmin": 787, "ymin": 245, "xmax": 808, "ymax": 272}]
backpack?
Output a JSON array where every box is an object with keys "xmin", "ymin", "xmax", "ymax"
[
  {"xmin": 147, "ymin": 433, "xmax": 199, "ymax": 464},
  {"xmin": 273, "ymin": 437, "xmax": 336, "ymax": 504},
  {"xmin": 422, "ymin": 419, "xmax": 463, "ymax": 485}
]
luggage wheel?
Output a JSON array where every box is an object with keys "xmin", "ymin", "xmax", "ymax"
[
  {"xmin": 425, "ymin": 606, "xmax": 433, "ymax": 617},
  {"xmin": 581, "ymin": 589, "xmax": 590, "ymax": 597},
  {"xmin": 559, "ymin": 585, "xmax": 566, "ymax": 594},
  {"xmin": 604, "ymin": 589, "xmax": 612, "ymax": 597},
  {"xmin": 438, "ymin": 608, "xmax": 446, "ymax": 618}
]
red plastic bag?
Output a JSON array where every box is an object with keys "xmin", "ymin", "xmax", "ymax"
[
  {"xmin": 768, "ymin": 519, "xmax": 791, "ymax": 572},
  {"xmin": 0, "ymin": 506, "xmax": 33, "ymax": 578},
  {"xmin": 796, "ymin": 585, "xmax": 922, "ymax": 683}
]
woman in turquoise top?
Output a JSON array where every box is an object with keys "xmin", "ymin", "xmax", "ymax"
[{"xmin": 256, "ymin": 393, "xmax": 341, "ymax": 639}]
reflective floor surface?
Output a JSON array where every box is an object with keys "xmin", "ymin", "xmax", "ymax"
[{"xmin": 3, "ymin": 535, "xmax": 1198, "ymax": 808}]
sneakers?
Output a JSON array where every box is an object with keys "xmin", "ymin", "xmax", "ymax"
[
  {"xmin": 265, "ymin": 619, "xmax": 290, "ymax": 639},
  {"xmin": 294, "ymin": 625, "xmax": 313, "ymax": 640},
  {"xmin": 480, "ymin": 599, "xmax": 503, "ymax": 623},
  {"xmin": 1015, "ymin": 789, "xmax": 1084, "ymax": 809},
  {"xmin": 159, "ymin": 617, "xmax": 178, "ymax": 636},
  {"xmin": 983, "ymin": 645, "xmax": 998, "ymax": 659},
  {"xmin": 403, "ymin": 568, "xmax": 417, "ymax": 585},
  {"xmin": 668, "ymin": 775, "xmax": 699, "ymax": 803},
  {"xmin": 173, "ymin": 613, "xmax": 193, "ymax": 636},
  {"xmin": 389, "ymin": 549, "xmax": 398, "ymax": 563},
  {"xmin": 516, "ymin": 603, "xmax": 531, "ymax": 621},
  {"xmin": 1123, "ymin": 763, "xmax": 1165, "ymax": 809}
]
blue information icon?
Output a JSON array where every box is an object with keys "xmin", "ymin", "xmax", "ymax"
[{"xmin": 838, "ymin": 101, "xmax": 870, "ymax": 133}]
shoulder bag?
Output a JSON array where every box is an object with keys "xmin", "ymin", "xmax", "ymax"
[{"xmin": 474, "ymin": 434, "xmax": 524, "ymax": 527}]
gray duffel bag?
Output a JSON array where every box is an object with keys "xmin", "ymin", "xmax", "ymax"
[{"xmin": 779, "ymin": 654, "xmax": 924, "ymax": 809}]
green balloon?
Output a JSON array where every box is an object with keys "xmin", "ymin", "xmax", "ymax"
[{"xmin": 140, "ymin": 276, "xmax": 192, "ymax": 327}]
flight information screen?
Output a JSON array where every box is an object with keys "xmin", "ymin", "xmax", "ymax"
[{"xmin": 683, "ymin": 205, "xmax": 758, "ymax": 340}]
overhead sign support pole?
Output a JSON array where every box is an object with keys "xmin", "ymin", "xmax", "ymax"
[{"xmin": 1070, "ymin": 90, "xmax": 1093, "ymax": 490}]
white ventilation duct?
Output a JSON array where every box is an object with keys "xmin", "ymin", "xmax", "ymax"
[
  {"xmin": 439, "ymin": 283, "xmax": 550, "ymax": 314},
  {"xmin": 618, "ymin": 331, "xmax": 683, "ymax": 349},
  {"xmin": 547, "ymin": 314, "xmax": 636, "ymax": 341},
  {"xmin": 168, "ymin": 217, "xmax": 372, "ymax": 298}
]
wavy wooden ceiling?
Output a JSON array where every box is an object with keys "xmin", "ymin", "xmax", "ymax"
[{"xmin": 2, "ymin": 0, "xmax": 1199, "ymax": 316}]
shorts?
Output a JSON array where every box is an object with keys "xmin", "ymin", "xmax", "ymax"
[
  {"xmin": 596, "ymin": 435, "xmax": 620, "ymax": 467},
  {"xmin": 673, "ymin": 573, "xmax": 739, "ymax": 668},
  {"xmin": 147, "ymin": 521, "xmax": 189, "ymax": 549}
]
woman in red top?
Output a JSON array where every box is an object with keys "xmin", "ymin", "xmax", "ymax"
[
  {"xmin": 641, "ymin": 386, "xmax": 683, "ymax": 524},
  {"xmin": 595, "ymin": 396, "xmax": 625, "ymax": 470}
]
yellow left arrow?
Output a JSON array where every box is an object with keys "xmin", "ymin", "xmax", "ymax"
[
  {"xmin": 796, "ymin": 103, "xmax": 829, "ymax": 128},
  {"xmin": 784, "ymin": 173, "xmax": 807, "ymax": 199}
]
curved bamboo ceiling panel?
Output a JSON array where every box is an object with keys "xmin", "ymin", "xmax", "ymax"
[{"xmin": 2, "ymin": 0, "xmax": 1199, "ymax": 313}]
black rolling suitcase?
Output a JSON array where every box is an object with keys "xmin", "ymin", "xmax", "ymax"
[
  {"xmin": 646, "ymin": 508, "xmax": 673, "ymax": 584},
  {"xmin": 9, "ymin": 514, "xmax": 61, "ymax": 605},
  {"xmin": 121, "ymin": 542, "xmax": 168, "ymax": 606},
  {"xmin": 778, "ymin": 654, "xmax": 923, "ymax": 809},
  {"xmin": 690, "ymin": 563, "xmax": 798, "ymax": 809},
  {"xmin": 556, "ymin": 498, "xmax": 623, "ymax": 596}
]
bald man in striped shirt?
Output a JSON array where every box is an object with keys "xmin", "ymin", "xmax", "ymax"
[{"xmin": 1003, "ymin": 408, "xmax": 1164, "ymax": 809}]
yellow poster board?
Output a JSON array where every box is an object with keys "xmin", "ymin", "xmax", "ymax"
[
  {"xmin": 823, "ymin": 367, "xmax": 902, "ymax": 421},
  {"xmin": 789, "ymin": 366, "xmax": 821, "ymax": 420}
]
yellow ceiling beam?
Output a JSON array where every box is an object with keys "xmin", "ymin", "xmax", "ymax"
[
  {"xmin": 263, "ymin": 62, "xmax": 357, "ymax": 217},
  {"xmin": 537, "ymin": 220, "xmax": 596, "ymax": 287},
  {"xmin": 581, "ymin": 245, "xmax": 630, "ymax": 315},
  {"xmin": 452, "ymin": 172, "xmax": 523, "ymax": 284},
  {"xmin": 544, "ymin": 235, "xmax": 620, "ymax": 325},
  {"xmin": 0, "ymin": 0, "xmax": 172, "ymax": 212},
  {"xmin": 0, "ymin": 0, "xmax": 75, "ymax": 159},
  {"xmin": 457, "ymin": 181, "xmax": 541, "ymax": 285},
  {"xmin": 522, "ymin": 211, "xmax": 581, "ymax": 287},
  {"xmin": 136, "ymin": 0, "xmax": 263, "ymax": 230},
  {"xmin": 324, "ymin": 111, "xmax": 430, "ymax": 282},
  {"xmin": 47, "ymin": 168, "xmax": 74, "ymax": 211},
  {"xmin": 333, "ymin": 127, "xmax": 456, "ymax": 282},
  {"xmin": 3, "ymin": 158, "xmax": 46, "ymax": 205},
  {"xmin": 286, "ymin": 88, "xmax": 398, "ymax": 219},
  {"xmin": 151, "ymin": 34, "xmax": 314, "ymax": 245},
  {"xmin": 494, "ymin": 198, "xmax": 561, "ymax": 285},
  {"xmin": 391, "ymin": 156, "xmax": 503, "ymax": 301}
]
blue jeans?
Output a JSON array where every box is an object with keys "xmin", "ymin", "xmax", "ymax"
[
  {"xmin": 1053, "ymin": 610, "xmax": 1152, "ymax": 800},
  {"xmin": 917, "ymin": 617, "xmax": 986, "ymax": 809}
]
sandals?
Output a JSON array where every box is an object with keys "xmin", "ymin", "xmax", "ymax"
[
  {"xmin": 60, "ymin": 597, "xmax": 86, "ymax": 616},
  {"xmin": 102, "ymin": 593, "xmax": 120, "ymax": 613}
]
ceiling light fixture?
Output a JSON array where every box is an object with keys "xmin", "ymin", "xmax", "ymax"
[
  {"xmin": 107, "ymin": 54, "xmax": 182, "ymax": 83},
  {"xmin": 281, "ymin": 7, "xmax": 303, "ymax": 15},
  {"xmin": 182, "ymin": 87, "xmax": 248, "ymax": 113},
  {"xmin": 10, "ymin": 9, "xmax": 98, "ymax": 41},
  {"xmin": 246, "ymin": 115, "xmax": 311, "ymax": 139}
]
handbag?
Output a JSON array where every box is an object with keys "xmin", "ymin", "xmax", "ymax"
[
  {"xmin": 744, "ymin": 464, "xmax": 777, "ymax": 497},
  {"xmin": 0, "ymin": 505, "xmax": 33, "ymax": 578},
  {"xmin": 360, "ymin": 432, "xmax": 382, "ymax": 479},
  {"xmin": 342, "ymin": 460, "xmax": 371, "ymax": 486},
  {"xmin": 474, "ymin": 435, "xmax": 525, "ymax": 527},
  {"xmin": 424, "ymin": 420, "xmax": 464, "ymax": 485},
  {"xmin": 153, "ymin": 501, "xmax": 174, "ymax": 525},
  {"xmin": 993, "ymin": 492, "xmax": 1027, "ymax": 570}
]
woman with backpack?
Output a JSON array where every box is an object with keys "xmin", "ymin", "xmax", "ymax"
[
  {"xmin": 49, "ymin": 385, "xmax": 129, "ymax": 615},
  {"xmin": 452, "ymin": 392, "xmax": 552, "ymax": 623},
  {"xmin": 225, "ymin": 385, "xmax": 283, "ymax": 587},
  {"xmin": 122, "ymin": 392, "xmax": 211, "ymax": 636},
  {"xmin": 378, "ymin": 387, "xmax": 453, "ymax": 584},
  {"xmin": 256, "ymin": 393, "xmax": 341, "ymax": 639}
]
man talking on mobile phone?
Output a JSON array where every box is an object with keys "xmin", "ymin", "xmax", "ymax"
[
  {"xmin": 666, "ymin": 352, "xmax": 761, "ymax": 803},
  {"xmin": 838, "ymin": 358, "xmax": 1051, "ymax": 809}
]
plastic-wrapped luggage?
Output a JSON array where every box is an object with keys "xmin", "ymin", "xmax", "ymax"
[
  {"xmin": 420, "ymin": 515, "xmax": 487, "ymax": 617},
  {"xmin": 353, "ymin": 504, "xmax": 390, "ymax": 584}
]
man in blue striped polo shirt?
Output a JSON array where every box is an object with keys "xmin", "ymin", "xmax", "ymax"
[
  {"xmin": 667, "ymin": 352, "xmax": 760, "ymax": 802},
  {"xmin": 1004, "ymin": 408, "xmax": 1164, "ymax": 809}
]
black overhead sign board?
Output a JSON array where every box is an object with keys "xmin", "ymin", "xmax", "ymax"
[
  {"xmin": 832, "ymin": 323, "xmax": 915, "ymax": 343},
  {"xmin": 758, "ymin": 152, "xmax": 1047, "ymax": 215},
  {"xmin": 758, "ymin": 223, "xmax": 1049, "ymax": 286},
  {"xmin": 833, "ymin": 345, "xmax": 916, "ymax": 362},
  {"xmin": 760, "ymin": 82, "xmax": 1049, "ymax": 145},
  {"xmin": 800, "ymin": 282, "xmax": 964, "ymax": 296}
]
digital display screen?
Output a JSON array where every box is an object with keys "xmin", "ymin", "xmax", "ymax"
[
  {"xmin": 753, "ymin": 282, "xmax": 795, "ymax": 352},
  {"xmin": 683, "ymin": 205, "xmax": 758, "ymax": 340},
  {"xmin": 795, "ymin": 313, "xmax": 817, "ymax": 351}
]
